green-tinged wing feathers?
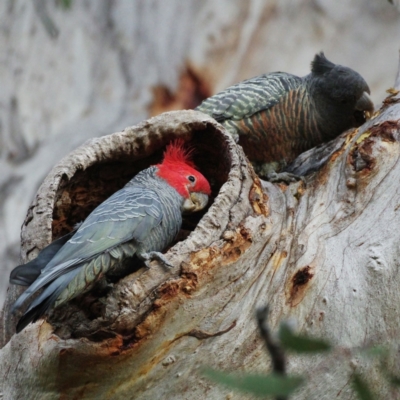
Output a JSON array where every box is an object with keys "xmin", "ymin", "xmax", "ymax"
[
  {"xmin": 50, "ymin": 186, "xmax": 162, "ymax": 267},
  {"xmin": 11, "ymin": 186, "xmax": 163, "ymax": 314}
]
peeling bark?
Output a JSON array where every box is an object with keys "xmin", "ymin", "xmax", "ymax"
[{"xmin": 2, "ymin": 96, "xmax": 400, "ymax": 400}]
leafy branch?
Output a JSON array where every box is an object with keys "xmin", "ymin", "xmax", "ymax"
[{"xmin": 203, "ymin": 305, "xmax": 400, "ymax": 399}]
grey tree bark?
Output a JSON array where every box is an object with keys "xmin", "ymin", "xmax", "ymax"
[
  {"xmin": 2, "ymin": 1, "xmax": 400, "ymax": 399},
  {"xmin": 1, "ymin": 0, "xmax": 399, "ymax": 309},
  {"xmin": 1, "ymin": 90, "xmax": 400, "ymax": 398}
]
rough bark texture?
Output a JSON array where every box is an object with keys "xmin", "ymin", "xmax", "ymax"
[
  {"xmin": 2, "ymin": 92, "xmax": 400, "ymax": 398},
  {"xmin": 2, "ymin": 1, "xmax": 400, "ymax": 399},
  {"xmin": 1, "ymin": 0, "xmax": 400, "ymax": 309}
]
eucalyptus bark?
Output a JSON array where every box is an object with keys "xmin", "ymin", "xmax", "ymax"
[
  {"xmin": 1, "ymin": 0, "xmax": 399, "ymax": 311},
  {"xmin": 1, "ymin": 97, "xmax": 400, "ymax": 399}
]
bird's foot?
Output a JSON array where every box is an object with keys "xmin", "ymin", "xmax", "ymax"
[
  {"xmin": 253, "ymin": 161, "xmax": 304, "ymax": 183},
  {"xmin": 253, "ymin": 161, "xmax": 280, "ymax": 180},
  {"xmin": 266, "ymin": 171, "xmax": 305, "ymax": 184},
  {"xmin": 137, "ymin": 251, "xmax": 174, "ymax": 269}
]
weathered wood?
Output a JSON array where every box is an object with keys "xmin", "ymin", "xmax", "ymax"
[
  {"xmin": 1, "ymin": 93, "xmax": 400, "ymax": 399},
  {"xmin": 0, "ymin": 109, "xmax": 263, "ymax": 398},
  {"xmin": 1, "ymin": 0, "xmax": 399, "ymax": 313}
]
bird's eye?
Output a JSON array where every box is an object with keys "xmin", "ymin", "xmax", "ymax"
[{"xmin": 188, "ymin": 175, "xmax": 196, "ymax": 183}]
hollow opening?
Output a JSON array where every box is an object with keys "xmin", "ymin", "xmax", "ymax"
[
  {"xmin": 48, "ymin": 119, "xmax": 233, "ymax": 338},
  {"xmin": 51, "ymin": 124, "xmax": 231, "ymax": 240}
]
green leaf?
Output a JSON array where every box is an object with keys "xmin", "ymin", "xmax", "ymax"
[
  {"xmin": 57, "ymin": 0, "xmax": 73, "ymax": 9},
  {"xmin": 201, "ymin": 368, "xmax": 304, "ymax": 397},
  {"xmin": 379, "ymin": 363, "xmax": 400, "ymax": 387},
  {"xmin": 352, "ymin": 374, "xmax": 376, "ymax": 400},
  {"xmin": 388, "ymin": 375, "xmax": 400, "ymax": 387},
  {"xmin": 278, "ymin": 324, "xmax": 331, "ymax": 354}
]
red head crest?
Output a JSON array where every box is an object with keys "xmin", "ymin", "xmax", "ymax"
[
  {"xmin": 156, "ymin": 139, "xmax": 211, "ymax": 198},
  {"xmin": 161, "ymin": 139, "xmax": 195, "ymax": 168}
]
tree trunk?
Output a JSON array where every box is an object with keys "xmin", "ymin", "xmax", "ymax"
[
  {"xmin": 2, "ymin": 2, "xmax": 400, "ymax": 399},
  {"xmin": 1, "ymin": 0, "xmax": 399, "ymax": 311},
  {"xmin": 1, "ymin": 90, "xmax": 400, "ymax": 398}
]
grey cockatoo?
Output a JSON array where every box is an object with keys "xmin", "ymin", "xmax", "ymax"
[
  {"xmin": 196, "ymin": 52, "xmax": 374, "ymax": 181},
  {"xmin": 11, "ymin": 140, "xmax": 211, "ymax": 332}
]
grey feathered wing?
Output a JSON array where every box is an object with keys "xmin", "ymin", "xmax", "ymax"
[
  {"xmin": 13, "ymin": 186, "xmax": 163, "ymax": 331},
  {"xmin": 196, "ymin": 72, "xmax": 302, "ymax": 122}
]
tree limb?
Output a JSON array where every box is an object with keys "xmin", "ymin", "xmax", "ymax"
[{"xmin": 1, "ymin": 98, "xmax": 400, "ymax": 398}]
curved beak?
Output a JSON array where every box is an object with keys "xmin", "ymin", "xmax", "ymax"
[
  {"xmin": 355, "ymin": 91, "xmax": 374, "ymax": 120},
  {"xmin": 182, "ymin": 192, "xmax": 209, "ymax": 214}
]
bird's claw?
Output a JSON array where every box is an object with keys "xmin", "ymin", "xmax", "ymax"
[
  {"xmin": 254, "ymin": 160, "xmax": 304, "ymax": 183},
  {"xmin": 159, "ymin": 260, "xmax": 174, "ymax": 269},
  {"xmin": 266, "ymin": 171, "xmax": 305, "ymax": 184},
  {"xmin": 139, "ymin": 251, "xmax": 174, "ymax": 269}
]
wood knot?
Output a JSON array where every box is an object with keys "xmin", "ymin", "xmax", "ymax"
[
  {"xmin": 287, "ymin": 266, "xmax": 314, "ymax": 307},
  {"xmin": 292, "ymin": 266, "xmax": 313, "ymax": 286}
]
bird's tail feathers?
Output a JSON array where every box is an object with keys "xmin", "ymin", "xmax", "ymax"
[
  {"xmin": 11, "ymin": 259, "xmax": 81, "ymax": 315},
  {"xmin": 9, "ymin": 232, "xmax": 75, "ymax": 286},
  {"xmin": 16, "ymin": 269, "xmax": 80, "ymax": 333},
  {"xmin": 10, "ymin": 262, "xmax": 42, "ymax": 286},
  {"xmin": 16, "ymin": 293, "xmax": 57, "ymax": 333}
]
